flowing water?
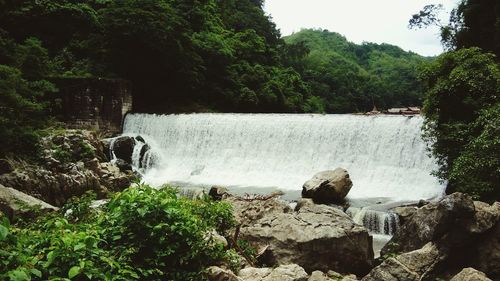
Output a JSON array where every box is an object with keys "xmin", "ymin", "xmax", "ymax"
[{"xmin": 117, "ymin": 113, "xmax": 446, "ymax": 253}]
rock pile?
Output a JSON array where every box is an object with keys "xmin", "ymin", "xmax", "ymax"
[{"xmin": 0, "ymin": 130, "xmax": 133, "ymax": 207}]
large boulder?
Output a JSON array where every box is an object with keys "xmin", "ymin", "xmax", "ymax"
[
  {"xmin": 379, "ymin": 193, "xmax": 499, "ymax": 280},
  {"xmin": 111, "ymin": 136, "xmax": 136, "ymax": 163},
  {"xmin": 238, "ymin": 264, "xmax": 308, "ymax": 281},
  {"xmin": 381, "ymin": 193, "xmax": 475, "ymax": 255},
  {"xmin": 362, "ymin": 242, "xmax": 445, "ymax": 281},
  {"xmin": 450, "ymin": 268, "xmax": 492, "ymax": 281},
  {"xmin": 233, "ymin": 198, "xmax": 374, "ymax": 276},
  {"xmin": 302, "ymin": 168, "xmax": 352, "ymax": 204},
  {"xmin": 0, "ymin": 184, "xmax": 58, "ymax": 219}
]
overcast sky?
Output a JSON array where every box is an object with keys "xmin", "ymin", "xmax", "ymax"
[{"xmin": 264, "ymin": 0, "xmax": 459, "ymax": 56}]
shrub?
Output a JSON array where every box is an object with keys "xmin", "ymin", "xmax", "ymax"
[{"xmin": 0, "ymin": 184, "xmax": 237, "ymax": 281}]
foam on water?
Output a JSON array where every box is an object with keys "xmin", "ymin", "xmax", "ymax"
[{"xmin": 122, "ymin": 113, "xmax": 445, "ymax": 203}]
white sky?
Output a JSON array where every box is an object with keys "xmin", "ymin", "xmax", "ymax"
[{"xmin": 264, "ymin": 0, "xmax": 459, "ymax": 56}]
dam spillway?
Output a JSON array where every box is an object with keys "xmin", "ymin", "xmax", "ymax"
[{"xmin": 122, "ymin": 113, "xmax": 445, "ymax": 203}]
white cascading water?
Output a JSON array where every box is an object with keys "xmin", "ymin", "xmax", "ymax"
[
  {"xmin": 120, "ymin": 113, "xmax": 445, "ymax": 248},
  {"xmin": 123, "ymin": 113, "xmax": 445, "ymax": 202}
]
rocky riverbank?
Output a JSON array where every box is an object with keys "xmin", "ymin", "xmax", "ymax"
[
  {"xmin": 0, "ymin": 130, "xmax": 133, "ymax": 211},
  {"xmin": 0, "ymin": 130, "xmax": 498, "ymax": 280},
  {"xmin": 206, "ymin": 190, "xmax": 499, "ymax": 281}
]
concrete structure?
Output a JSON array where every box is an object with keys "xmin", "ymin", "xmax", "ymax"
[{"xmin": 49, "ymin": 78, "xmax": 132, "ymax": 134}]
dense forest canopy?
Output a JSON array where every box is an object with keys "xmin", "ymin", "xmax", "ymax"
[
  {"xmin": 0, "ymin": 0, "xmax": 427, "ymax": 115},
  {"xmin": 284, "ymin": 29, "xmax": 429, "ymax": 112}
]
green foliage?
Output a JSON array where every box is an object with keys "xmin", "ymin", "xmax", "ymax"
[
  {"xmin": 0, "ymin": 184, "xmax": 238, "ymax": 280},
  {"xmin": 448, "ymin": 104, "xmax": 500, "ymax": 200},
  {"xmin": 0, "ymin": 64, "xmax": 54, "ymax": 158},
  {"xmin": 284, "ymin": 29, "xmax": 429, "ymax": 112},
  {"xmin": 420, "ymin": 48, "xmax": 500, "ymax": 201}
]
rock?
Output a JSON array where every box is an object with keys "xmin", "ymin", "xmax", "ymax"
[
  {"xmin": 381, "ymin": 193, "xmax": 475, "ymax": 255},
  {"xmin": 227, "ymin": 197, "xmax": 293, "ymax": 227},
  {"xmin": 377, "ymin": 194, "xmax": 500, "ymax": 280},
  {"xmin": 0, "ymin": 130, "xmax": 133, "ymax": 206},
  {"xmin": 0, "ymin": 159, "xmax": 14, "ymax": 175},
  {"xmin": 115, "ymin": 159, "xmax": 132, "ymax": 172},
  {"xmin": 111, "ymin": 136, "xmax": 135, "ymax": 163},
  {"xmin": 302, "ymin": 168, "xmax": 352, "ymax": 204},
  {"xmin": 101, "ymin": 138, "xmax": 113, "ymax": 161},
  {"xmin": 450, "ymin": 268, "xmax": 492, "ymax": 281},
  {"xmin": 85, "ymin": 158, "xmax": 100, "ymax": 174},
  {"xmin": 308, "ymin": 271, "xmax": 335, "ymax": 281},
  {"xmin": 363, "ymin": 242, "xmax": 445, "ymax": 281},
  {"xmin": 238, "ymin": 264, "xmax": 308, "ymax": 281},
  {"xmin": 135, "ymin": 135, "xmax": 146, "ymax": 143},
  {"xmin": 0, "ymin": 184, "xmax": 58, "ymax": 219},
  {"xmin": 315, "ymin": 271, "xmax": 358, "ymax": 281},
  {"xmin": 295, "ymin": 198, "xmax": 344, "ymax": 212},
  {"xmin": 467, "ymin": 201, "xmax": 499, "ymax": 234},
  {"xmin": 391, "ymin": 206, "xmax": 417, "ymax": 226},
  {"xmin": 474, "ymin": 223, "xmax": 500, "ymax": 278},
  {"xmin": 138, "ymin": 143, "xmax": 151, "ymax": 168},
  {"xmin": 361, "ymin": 243, "xmax": 446, "ymax": 281},
  {"xmin": 238, "ymin": 200, "xmax": 373, "ymax": 275},
  {"xmin": 207, "ymin": 266, "xmax": 242, "ymax": 281},
  {"xmin": 209, "ymin": 186, "xmax": 229, "ymax": 201},
  {"xmin": 207, "ymin": 230, "xmax": 228, "ymax": 248},
  {"xmin": 238, "ymin": 267, "xmax": 273, "ymax": 281}
]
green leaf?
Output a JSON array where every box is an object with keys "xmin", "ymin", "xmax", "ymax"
[
  {"xmin": 68, "ymin": 266, "xmax": 80, "ymax": 279},
  {"xmin": 73, "ymin": 243, "xmax": 85, "ymax": 251},
  {"xmin": 29, "ymin": 268, "xmax": 42, "ymax": 278},
  {"xmin": 45, "ymin": 251, "xmax": 56, "ymax": 267},
  {"xmin": 8, "ymin": 269, "xmax": 30, "ymax": 281},
  {"xmin": 0, "ymin": 224, "xmax": 8, "ymax": 241}
]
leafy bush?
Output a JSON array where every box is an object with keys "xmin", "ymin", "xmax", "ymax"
[
  {"xmin": 420, "ymin": 48, "xmax": 500, "ymax": 201},
  {"xmin": 0, "ymin": 184, "xmax": 238, "ymax": 281}
]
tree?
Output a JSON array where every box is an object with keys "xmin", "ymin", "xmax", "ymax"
[{"xmin": 419, "ymin": 48, "xmax": 499, "ymax": 201}]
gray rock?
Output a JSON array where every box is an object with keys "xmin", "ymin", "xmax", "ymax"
[
  {"xmin": 474, "ymin": 223, "xmax": 500, "ymax": 278},
  {"xmin": 227, "ymin": 197, "xmax": 293, "ymax": 227},
  {"xmin": 239, "ymin": 264, "xmax": 308, "ymax": 281},
  {"xmin": 363, "ymin": 242, "xmax": 445, "ymax": 281},
  {"xmin": 207, "ymin": 266, "xmax": 242, "ymax": 281},
  {"xmin": 391, "ymin": 206, "xmax": 417, "ymax": 226},
  {"xmin": 467, "ymin": 201, "xmax": 500, "ymax": 234},
  {"xmin": 111, "ymin": 136, "xmax": 135, "ymax": 163},
  {"xmin": 308, "ymin": 271, "xmax": 334, "ymax": 281},
  {"xmin": 381, "ymin": 193, "xmax": 475, "ymax": 255},
  {"xmin": 450, "ymin": 268, "xmax": 492, "ymax": 281},
  {"xmin": 0, "ymin": 184, "xmax": 58, "ymax": 219},
  {"xmin": 237, "ymin": 199, "xmax": 373, "ymax": 275},
  {"xmin": 302, "ymin": 168, "xmax": 352, "ymax": 204}
]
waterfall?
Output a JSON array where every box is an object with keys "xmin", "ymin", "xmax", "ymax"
[
  {"xmin": 347, "ymin": 207, "xmax": 399, "ymax": 235},
  {"xmin": 123, "ymin": 113, "xmax": 445, "ymax": 203}
]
